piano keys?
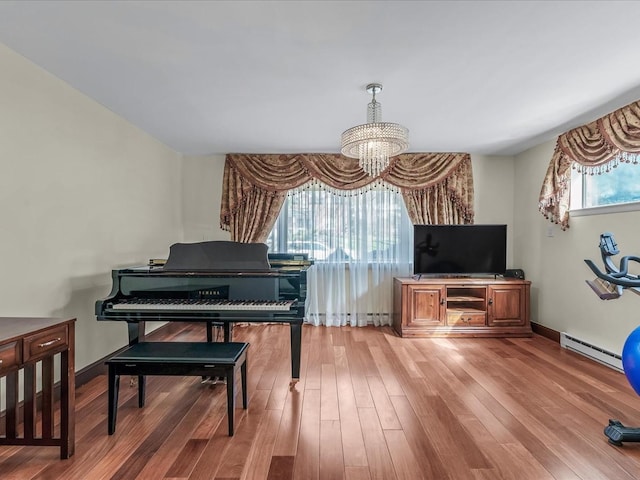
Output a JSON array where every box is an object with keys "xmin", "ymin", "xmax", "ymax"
[
  {"xmin": 110, "ymin": 298, "xmax": 296, "ymax": 311},
  {"xmin": 95, "ymin": 241, "xmax": 312, "ymax": 380}
]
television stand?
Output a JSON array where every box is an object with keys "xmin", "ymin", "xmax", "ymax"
[{"xmin": 392, "ymin": 277, "xmax": 531, "ymax": 338}]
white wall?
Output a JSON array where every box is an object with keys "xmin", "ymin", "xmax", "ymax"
[
  {"xmin": 472, "ymin": 154, "xmax": 516, "ymax": 266},
  {"xmin": 0, "ymin": 44, "xmax": 183, "ymax": 370},
  {"xmin": 181, "ymin": 154, "xmax": 230, "ymax": 242},
  {"xmin": 514, "ymin": 140, "xmax": 640, "ymax": 354}
]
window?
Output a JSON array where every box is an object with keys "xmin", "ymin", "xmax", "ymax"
[
  {"xmin": 570, "ymin": 161, "xmax": 640, "ymax": 213},
  {"xmin": 267, "ymin": 183, "xmax": 413, "ymax": 327},
  {"xmin": 266, "ymin": 183, "xmax": 412, "ymax": 263}
]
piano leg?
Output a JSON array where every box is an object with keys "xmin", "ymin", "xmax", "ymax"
[
  {"xmin": 107, "ymin": 369, "xmax": 120, "ymax": 435},
  {"xmin": 127, "ymin": 322, "xmax": 145, "ymax": 344},
  {"xmin": 290, "ymin": 323, "xmax": 302, "ymax": 381},
  {"xmin": 138, "ymin": 375, "xmax": 146, "ymax": 408}
]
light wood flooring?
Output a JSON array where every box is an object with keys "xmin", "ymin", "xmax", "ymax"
[{"xmin": 2, "ymin": 322, "xmax": 640, "ymax": 479}]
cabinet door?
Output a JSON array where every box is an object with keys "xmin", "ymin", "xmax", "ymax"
[
  {"xmin": 488, "ymin": 285, "xmax": 524, "ymax": 326},
  {"xmin": 407, "ymin": 285, "xmax": 445, "ymax": 326}
]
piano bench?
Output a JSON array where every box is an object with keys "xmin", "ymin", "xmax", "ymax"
[{"xmin": 105, "ymin": 341, "xmax": 249, "ymax": 436}]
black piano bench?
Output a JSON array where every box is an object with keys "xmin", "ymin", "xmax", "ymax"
[{"xmin": 105, "ymin": 341, "xmax": 249, "ymax": 436}]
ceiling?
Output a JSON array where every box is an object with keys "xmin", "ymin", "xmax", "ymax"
[{"xmin": 2, "ymin": 1, "xmax": 640, "ymax": 157}]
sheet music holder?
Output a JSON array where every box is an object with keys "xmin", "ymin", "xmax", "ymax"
[{"xmin": 163, "ymin": 241, "xmax": 271, "ymax": 271}]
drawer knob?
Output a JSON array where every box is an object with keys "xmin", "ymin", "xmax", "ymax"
[{"xmin": 39, "ymin": 337, "xmax": 62, "ymax": 348}]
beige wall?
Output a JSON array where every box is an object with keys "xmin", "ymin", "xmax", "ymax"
[
  {"xmin": 182, "ymin": 154, "xmax": 229, "ymax": 242},
  {"xmin": 0, "ymin": 44, "xmax": 183, "ymax": 370},
  {"xmin": 514, "ymin": 140, "xmax": 640, "ymax": 354},
  {"xmin": 471, "ymin": 154, "xmax": 516, "ymax": 266}
]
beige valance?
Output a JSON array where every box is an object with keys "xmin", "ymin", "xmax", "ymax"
[
  {"xmin": 220, "ymin": 153, "xmax": 474, "ymax": 242},
  {"xmin": 539, "ymin": 100, "xmax": 640, "ymax": 230}
]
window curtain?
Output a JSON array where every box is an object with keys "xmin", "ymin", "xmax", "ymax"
[
  {"xmin": 539, "ymin": 100, "xmax": 640, "ymax": 230},
  {"xmin": 276, "ymin": 184, "xmax": 414, "ymax": 327},
  {"xmin": 220, "ymin": 152, "xmax": 475, "ymax": 240}
]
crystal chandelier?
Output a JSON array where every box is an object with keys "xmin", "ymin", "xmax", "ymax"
[{"xmin": 341, "ymin": 83, "xmax": 409, "ymax": 177}]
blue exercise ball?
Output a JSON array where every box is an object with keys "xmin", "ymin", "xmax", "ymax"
[{"xmin": 622, "ymin": 326, "xmax": 640, "ymax": 396}]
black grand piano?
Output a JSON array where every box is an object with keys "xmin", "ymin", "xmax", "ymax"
[{"xmin": 95, "ymin": 241, "xmax": 312, "ymax": 380}]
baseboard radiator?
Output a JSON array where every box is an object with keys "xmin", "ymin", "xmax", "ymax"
[{"xmin": 560, "ymin": 332, "xmax": 623, "ymax": 372}]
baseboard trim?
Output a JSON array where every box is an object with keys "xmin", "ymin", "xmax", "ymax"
[{"xmin": 531, "ymin": 322, "xmax": 560, "ymax": 343}]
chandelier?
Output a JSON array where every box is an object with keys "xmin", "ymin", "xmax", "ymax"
[{"xmin": 341, "ymin": 83, "xmax": 409, "ymax": 177}]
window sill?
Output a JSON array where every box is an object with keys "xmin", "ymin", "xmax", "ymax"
[{"xmin": 570, "ymin": 201, "xmax": 640, "ymax": 217}]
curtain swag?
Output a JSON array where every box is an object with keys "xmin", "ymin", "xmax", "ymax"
[
  {"xmin": 539, "ymin": 100, "xmax": 640, "ymax": 230},
  {"xmin": 220, "ymin": 153, "xmax": 475, "ymax": 242}
]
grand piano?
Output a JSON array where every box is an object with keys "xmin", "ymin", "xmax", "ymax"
[{"xmin": 95, "ymin": 241, "xmax": 312, "ymax": 380}]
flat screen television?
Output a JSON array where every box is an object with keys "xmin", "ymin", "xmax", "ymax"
[{"xmin": 413, "ymin": 224, "xmax": 507, "ymax": 276}]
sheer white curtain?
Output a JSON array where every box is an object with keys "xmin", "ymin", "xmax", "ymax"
[{"xmin": 267, "ymin": 181, "xmax": 412, "ymax": 327}]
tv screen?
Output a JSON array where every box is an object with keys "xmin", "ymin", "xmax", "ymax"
[{"xmin": 413, "ymin": 224, "xmax": 507, "ymax": 275}]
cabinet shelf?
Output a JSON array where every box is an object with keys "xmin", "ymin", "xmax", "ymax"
[{"xmin": 447, "ymin": 296, "xmax": 484, "ymax": 302}]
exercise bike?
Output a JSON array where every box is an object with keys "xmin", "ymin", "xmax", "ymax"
[{"xmin": 584, "ymin": 232, "xmax": 640, "ymax": 446}]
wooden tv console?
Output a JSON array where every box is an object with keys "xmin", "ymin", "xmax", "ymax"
[{"xmin": 393, "ymin": 277, "xmax": 531, "ymax": 338}]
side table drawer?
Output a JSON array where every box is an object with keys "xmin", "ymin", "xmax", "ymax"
[
  {"xmin": 0, "ymin": 340, "xmax": 20, "ymax": 374},
  {"xmin": 23, "ymin": 325, "xmax": 69, "ymax": 363}
]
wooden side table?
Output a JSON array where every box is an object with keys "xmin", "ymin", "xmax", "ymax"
[{"xmin": 0, "ymin": 317, "xmax": 76, "ymax": 459}]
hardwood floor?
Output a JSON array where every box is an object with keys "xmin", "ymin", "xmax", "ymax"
[{"xmin": 2, "ymin": 322, "xmax": 640, "ymax": 479}]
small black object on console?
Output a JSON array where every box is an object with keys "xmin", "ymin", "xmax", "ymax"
[{"xmin": 504, "ymin": 268, "xmax": 525, "ymax": 280}]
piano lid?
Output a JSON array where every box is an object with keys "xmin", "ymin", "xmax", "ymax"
[{"xmin": 162, "ymin": 241, "xmax": 271, "ymax": 272}]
